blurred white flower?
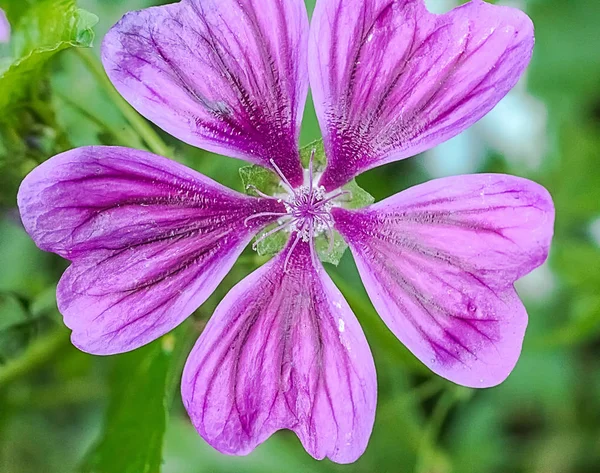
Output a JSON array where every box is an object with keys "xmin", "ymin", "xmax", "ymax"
[
  {"xmin": 516, "ymin": 261, "xmax": 557, "ymax": 302},
  {"xmin": 589, "ymin": 217, "xmax": 600, "ymax": 248}
]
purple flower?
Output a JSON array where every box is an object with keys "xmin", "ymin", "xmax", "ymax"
[
  {"xmin": 17, "ymin": 0, "xmax": 554, "ymax": 464},
  {"xmin": 0, "ymin": 8, "xmax": 10, "ymax": 44}
]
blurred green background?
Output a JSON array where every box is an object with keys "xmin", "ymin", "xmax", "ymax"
[{"xmin": 1, "ymin": 0, "xmax": 600, "ymax": 472}]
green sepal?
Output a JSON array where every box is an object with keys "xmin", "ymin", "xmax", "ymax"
[
  {"xmin": 239, "ymin": 164, "xmax": 280, "ymax": 196},
  {"xmin": 342, "ymin": 178, "xmax": 376, "ymax": 209},
  {"xmin": 240, "ymin": 139, "xmax": 374, "ymax": 266},
  {"xmin": 300, "ymin": 139, "xmax": 327, "ymax": 168}
]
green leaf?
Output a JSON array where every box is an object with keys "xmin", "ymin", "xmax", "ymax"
[
  {"xmin": 0, "ymin": 0, "xmax": 98, "ymax": 112},
  {"xmin": 240, "ymin": 139, "xmax": 374, "ymax": 266},
  {"xmin": 0, "ymin": 0, "xmax": 32, "ymax": 25},
  {"xmin": 79, "ymin": 324, "xmax": 193, "ymax": 473},
  {"xmin": 0, "ymin": 293, "xmax": 28, "ymax": 333}
]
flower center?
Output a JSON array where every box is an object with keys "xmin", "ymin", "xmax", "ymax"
[
  {"xmin": 284, "ymin": 183, "xmax": 335, "ymax": 242},
  {"xmin": 244, "ymin": 150, "xmax": 349, "ymax": 271}
]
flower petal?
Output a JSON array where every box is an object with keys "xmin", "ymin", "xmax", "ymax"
[
  {"xmin": 17, "ymin": 146, "xmax": 284, "ymax": 355},
  {"xmin": 103, "ymin": 0, "xmax": 309, "ymax": 186},
  {"xmin": 333, "ymin": 174, "xmax": 554, "ymax": 387},
  {"xmin": 309, "ymin": 0, "xmax": 534, "ymax": 190},
  {"xmin": 0, "ymin": 8, "xmax": 9, "ymax": 44},
  {"xmin": 182, "ymin": 240, "xmax": 376, "ymax": 463}
]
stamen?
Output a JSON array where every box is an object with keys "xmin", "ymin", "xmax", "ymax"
[
  {"xmin": 243, "ymin": 211, "xmax": 288, "ymax": 227},
  {"xmin": 269, "ymin": 159, "xmax": 295, "ymax": 196},
  {"xmin": 320, "ymin": 189, "xmax": 352, "ymax": 207},
  {"xmin": 250, "ymin": 155, "xmax": 347, "ymax": 265},
  {"xmin": 252, "ymin": 219, "xmax": 292, "ymax": 250},
  {"xmin": 246, "ymin": 185, "xmax": 275, "ymax": 200},
  {"xmin": 308, "ymin": 148, "xmax": 316, "ymax": 202}
]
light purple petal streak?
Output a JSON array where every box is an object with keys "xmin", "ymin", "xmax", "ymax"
[
  {"xmin": 309, "ymin": 0, "xmax": 535, "ymax": 190},
  {"xmin": 333, "ymin": 174, "xmax": 554, "ymax": 387},
  {"xmin": 182, "ymin": 240, "xmax": 376, "ymax": 463},
  {"xmin": 17, "ymin": 146, "xmax": 284, "ymax": 355},
  {"xmin": 102, "ymin": 0, "xmax": 309, "ymax": 187},
  {"xmin": 0, "ymin": 8, "xmax": 9, "ymax": 43}
]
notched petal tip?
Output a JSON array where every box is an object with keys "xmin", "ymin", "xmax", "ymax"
[
  {"xmin": 18, "ymin": 146, "xmax": 284, "ymax": 355},
  {"xmin": 310, "ymin": 0, "xmax": 537, "ymax": 189},
  {"xmin": 333, "ymin": 174, "xmax": 554, "ymax": 388},
  {"xmin": 102, "ymin": 0, "xmax": 309, "ymax": 186},
  {"xmin": 182, "ymin": 239, "xmax": 376, "ymax": 463}
]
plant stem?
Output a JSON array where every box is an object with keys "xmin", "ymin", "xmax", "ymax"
[
  {"xmin": 402, "ymin": 378, "xmax": 445, "ymax": 405},
  {"xmin": 55, "ymin": 91, "xmax": 145, "ymax": 150},
  {"xmin": 0, "ymin": 329, "xmax": 69, "ymax": 388},
  {"xmin": 235, "ymin": 254, "xmax": 270, "ymax": 266},
  {"xmin": 74, "ymin": 48, "xmax": 172, "ymax": 158},
  {"xmin": 414, "ymin": 388, "xmax": 459, "ymax": 473},
  {"xmin": 7, "ymin": 379, "xmax": 108, "ymax": 409}
]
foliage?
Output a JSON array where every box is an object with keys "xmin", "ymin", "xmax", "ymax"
[
  {"xmin": 0, "ymin": 0, "xmax": 97, "ymax": 206},
  {"xmin": 1, "ymin": 1, "xmax": 600, "ymax": 473},
  {"xmin": 79, "ymin": 325, "xmax": 193, "ymax": 473},
  {"xmin": 0, "ymin": 0, "xmax": 97, "ymax": 112}
]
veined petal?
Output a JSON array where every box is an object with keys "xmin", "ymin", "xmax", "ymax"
[
  {"xmin": 182, "ymin": 240, "xmax": 376, "ymax": 464},
  {"xmin": 310, "ymin": 0, "xmax": 534, "ymax": 190},
  {"xmin": 0, "ymin": 8, "xmax": 9, "ymax": 43},
  {"xmin": 333, "ymin": 174, "xmax": 554, "ymax": 387},
  {"xmin": 17, "ymin": 146, "xmax": 284, "ymax": 355},
  {"xmin": 103, "ymin": 0, "xmax": 309, "ymax": 186}
]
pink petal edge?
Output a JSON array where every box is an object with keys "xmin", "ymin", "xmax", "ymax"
[
  {"xmin": 182, "ymin": 239, "xmax": 377, "ymax": 463},
  {"xmin": 17, "ymin": 146, "xmax": 283, "ymax": 355},
  {"xmin": 310, "ymin": 0, "xmax": 535, "ymax": 190},
  {"xmin": 333, "ymin": 174, "xmax": 554, "ymax": 387},
  {"xmin": 102, "ymin": 0, "xmax": 309, "ymax": 186}
]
